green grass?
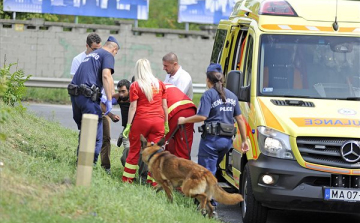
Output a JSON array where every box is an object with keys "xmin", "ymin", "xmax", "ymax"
[
  {"xmin": 23, "ymin": 88, "xmax": 71, "ymax": 104},
  {"xmin": 23, "ymin": 88, "xmax": 202, "ymax": 107},
  {"xmin": 0, "ymin": 103, "xmax": 216, "ymax": 223}
]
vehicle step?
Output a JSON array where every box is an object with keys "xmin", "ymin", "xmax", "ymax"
[{"xmin": 218, "ymin": 182, "xmax": 232, "ymax": 188}]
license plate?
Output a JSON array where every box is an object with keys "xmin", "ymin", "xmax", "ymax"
[{"xmin": 324, "ymin": 188, "xmax": 360, "ymax": 202}]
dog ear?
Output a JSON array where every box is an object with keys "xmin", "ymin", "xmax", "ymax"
[
  {"xmin": 140, "ymin": 134, "xmax": 148, "ymax": 149},
  {"xmin": 157, "ymin": 137, "xmax": 166, "ymax": 147}
]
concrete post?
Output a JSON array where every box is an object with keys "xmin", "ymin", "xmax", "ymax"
[{"xmin": 76, "ymin": 114, "xmax": 99, "ymax": 186}]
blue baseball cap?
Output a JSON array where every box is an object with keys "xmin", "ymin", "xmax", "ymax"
[
  {"xmin": 107, "ymin": 36, "xmax": 120, "ymax": 49},
  {"xmin": 207, "ymin": 63, "xmax": 222, "ymax": 73}
]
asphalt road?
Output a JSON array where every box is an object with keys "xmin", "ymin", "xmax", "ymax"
[{"xmin": 26, "ymin": 103, "xmax": 360, "ymax": 223}]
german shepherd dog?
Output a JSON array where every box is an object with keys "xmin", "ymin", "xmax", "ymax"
[{"xmin": 140, "ymin": 134, "xmax": 243, "ymax": 218}]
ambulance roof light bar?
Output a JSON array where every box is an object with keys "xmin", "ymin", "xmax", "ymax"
[{"xmin": 259, "ymin": 0, "xmax": 298, "ymax": 17}]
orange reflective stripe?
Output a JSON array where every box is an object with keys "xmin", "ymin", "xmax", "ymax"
[
  {"xmin": 305, "ymin": 163, "xmax": 351, "ymax": 175},
  {"xmin": 339, "ymin": 27, "xmax": 357, "ymax": 32},
  {"xmin": 168, "ymin": 100, "xmax": 194, "ymax": 114},
  {"xmin": 258, "ymin": 98, "xmax": 284, "ymax": 132},
  {"xmin": 262, "ymin": 24, "xmax": 280, "ymax": 30},
  {"xmin": 262, "ymin": 24, "xmax": 358, "ymax": 32}
]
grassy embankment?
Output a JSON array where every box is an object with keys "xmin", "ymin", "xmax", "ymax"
[
  {"xmin": 0, "ymin": 102, "xmax": 216, "ymax": 223},
  {"xmin": 23, "ymin": 88, "xmax": 202, "ymax": 106}
]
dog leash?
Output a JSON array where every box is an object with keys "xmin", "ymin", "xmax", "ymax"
[
  {"xmin": 164, "ymin": 124, "xmax": 191, "ymax": 159},
  {"xmin": 180, "ymin": 124, "xmax": 191, "ymax": 159}
]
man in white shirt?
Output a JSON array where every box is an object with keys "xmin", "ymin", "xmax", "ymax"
[
  {"xmin": 70, "ymin": 33, "xmax": 102, "ymax": 76},
  {"xmin": 162, "ymin": 52, "xmax": 193, "ymax": 99}
]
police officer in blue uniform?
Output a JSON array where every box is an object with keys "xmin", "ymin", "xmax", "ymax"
[
  {"xmin": 68, "ymin": 36, "xmax": 120, "ymax": 165},
  {"xmin": 178, "ymin": 63, "xmax": 249, "ymax": 214}
]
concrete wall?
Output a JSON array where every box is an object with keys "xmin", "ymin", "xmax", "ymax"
[{"xmin": 0, "ymin": 19, "xmax": 215, "ymax": 84}]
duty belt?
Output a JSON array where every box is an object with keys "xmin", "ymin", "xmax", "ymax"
[
  {"xmin": 67, "ymin": 83, "xmax": 101, "ymax": 102},
  {"xmin": 198, "ymin": 122, "xmax": 237, "ymax": 138}
]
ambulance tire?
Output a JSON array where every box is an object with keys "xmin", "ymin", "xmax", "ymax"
[{"xmin": 240, "ymin": 164, "xmax": 268, "ymax": 223}]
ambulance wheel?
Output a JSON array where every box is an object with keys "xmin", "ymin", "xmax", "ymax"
[{"xmin": 240, "ymin": 164, "xmax": 268, "ymax": 223}]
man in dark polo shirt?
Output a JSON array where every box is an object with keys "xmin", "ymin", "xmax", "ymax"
[{"xmin": 69, "ymin": 36, "xmax": 120, "ymax": 165}]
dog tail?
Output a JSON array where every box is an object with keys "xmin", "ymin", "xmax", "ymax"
[{"xmin": 212, "ymin": 185, "xmax": 243, "ymax": 205}]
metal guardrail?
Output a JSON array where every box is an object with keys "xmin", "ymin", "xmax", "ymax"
[{"xmin": 25, "ymin": 77, "xmax": 206, "ymax": 94}]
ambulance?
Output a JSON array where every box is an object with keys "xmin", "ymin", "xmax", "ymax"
[{"xmin": 210, "ymin": 0, "xmax": 360, "ymax": 222}]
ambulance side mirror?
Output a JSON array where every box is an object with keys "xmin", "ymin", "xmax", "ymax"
[
  {"xmin": 239, "ymin": 85, "xmax": 250, "ymax": 102},
  {"xmin": 226, "ymin": 70, "xmax": 250, "ymax": 102}
]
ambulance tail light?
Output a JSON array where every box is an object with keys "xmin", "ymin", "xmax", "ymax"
[{"xmin": 259, "ymin": 0, "xmax": 298, "ymax": 17}]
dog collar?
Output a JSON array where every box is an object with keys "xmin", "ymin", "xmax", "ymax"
[{"xmin": 147, "ymin": 148, "xmax": 164, "ymax": 163}]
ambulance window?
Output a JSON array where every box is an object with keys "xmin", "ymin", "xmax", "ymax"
[
  {"xmin": 211, "ymin": 29, "xmax": 227, "ymax": 63},
  {"xmin": 243, "ymin": 35, "xmax": 254, "ymax": 86},
  {"xmin": 233, "ymin": 30, "xmax": 248, "ymax": 70}
]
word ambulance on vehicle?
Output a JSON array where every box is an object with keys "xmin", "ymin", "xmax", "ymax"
[{"xmin": 210, "ymin": 0, "xmax": 360, "ymax": 222}]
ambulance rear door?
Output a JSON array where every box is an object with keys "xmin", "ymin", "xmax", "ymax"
[{"xmin": 210, "ymin": 22, "xmax": 240, "ymax": 76}]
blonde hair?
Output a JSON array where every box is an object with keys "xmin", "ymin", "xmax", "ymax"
[{"xmin": 134, "ymin": 59, "xmax": 159, "ymax": 102}]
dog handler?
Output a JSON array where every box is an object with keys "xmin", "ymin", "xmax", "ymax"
[
  {"xmin": 178, "ymin": 63, "xmax": 249, "ymax": 209},
  {"xmin": 122, "ymin": 59, "xmax": 169, "ymax": 185}
]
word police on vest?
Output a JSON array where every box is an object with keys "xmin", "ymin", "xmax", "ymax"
[{"xmin": 220, "ymin": 107, "xmax": 233, "ymax": 111}]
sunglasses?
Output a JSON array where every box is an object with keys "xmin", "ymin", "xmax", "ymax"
[{"xmin": 90, "ymin": 46, "xmax": 100, "ymax": 51}]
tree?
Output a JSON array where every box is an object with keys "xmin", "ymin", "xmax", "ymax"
[{"xmin": 0, "ymin": 1, "xmax": 60, "ymax": 21}]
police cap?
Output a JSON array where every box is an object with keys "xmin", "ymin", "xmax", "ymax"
[
  {"xmin": 107, "ymin": 36, "xmax": 120, "ymax": 50},
  {"xmin": 207, "ymin": 63, "xmax": 223, "ymax": 73}
]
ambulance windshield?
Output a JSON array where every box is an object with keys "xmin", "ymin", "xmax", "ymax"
[{"xmin": 259, "ymin": 35, "xmax": 360, "ymax": 100}]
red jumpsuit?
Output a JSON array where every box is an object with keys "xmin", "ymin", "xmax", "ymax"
[
  {"xmin": 165, "ymin": 84, "xmax": 197, "ymax": 159},
  {"xmin": 122, "ymin": 81, "xmax": 167, "ymax": 183}
]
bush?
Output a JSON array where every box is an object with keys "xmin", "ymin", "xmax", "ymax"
[
  {"xmin": 0, "ymin": 62, "xmax": 31, "ymax": 140},
  {"xmin": 0, "ymin": 75, "xmax": 8, "ymax": 140},
  {"xmin": 0, "ymin": 62, "xmax": 31, "ymax": 106}
]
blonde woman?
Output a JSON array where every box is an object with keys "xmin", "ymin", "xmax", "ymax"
[{"xmin": 122, "ymin": 59, "xmax": 169, "ymax": 184}]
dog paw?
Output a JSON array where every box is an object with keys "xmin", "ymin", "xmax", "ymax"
[{"xmin": 201, "ymin": 209, "xmax": 207, "ymax": 217}]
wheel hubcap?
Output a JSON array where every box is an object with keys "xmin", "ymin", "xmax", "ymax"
[{"xmin": 242, "ymin": 178, "xmax": 248, "ymax": 216}]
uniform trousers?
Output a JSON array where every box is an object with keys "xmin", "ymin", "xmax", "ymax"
[
  {"xmin": 71, "ymin": 95, "xmax": 103, "ymax": 164},
  {"xmin": 198, "ymin": 135, "xmax": 232, "ymax": 176},
  {"xmin": 100, "ymin": 115, "xmax": 111, "ymax": 169},
  {"xmin": 165, "ymin": 108, "xmax": 196, "ymax": 159},
  {"xmin": 122, "ymin": 117, "xmax": 164, "ymax": 183},
  {"xmin": 198, "ymin": 135, "xmax": 233, "ymax": 207}
]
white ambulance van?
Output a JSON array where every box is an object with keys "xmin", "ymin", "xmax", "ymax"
[{"xmin": 210, "ymin": 0, "xmax": 360, "ymax": 222}]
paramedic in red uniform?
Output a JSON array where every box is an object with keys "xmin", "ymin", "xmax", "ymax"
[
  {"xmin": 121, "ymin": 58, "xmax": 169, "ymax": 184},
  {"xmin": 165, "ymin": 83, "xmax": 197, "ymax": 159}
]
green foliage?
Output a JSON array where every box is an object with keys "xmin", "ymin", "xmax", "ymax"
[
  {"xmin": 0, "ymin": 71, "xmax": 7, "ymax": 96},
  {"xmin": 0, "ymin": 1, "xmax": 59, "ymax": 21},
  {"xmin": 0, "ymin": 63, "xmax": 31, "ymax": 106},
  {"xmin": 139, "ymin": 0, "xmax": 183, "ymax": 29},
  {"xmin": 0, "ymin": 104, "xmax": 217, "ymax": 223},
  {"xmin": 0, "ymin": 1, "xmax": 11, "ymax": 19},
  {"xmin": 0, "ymin": 66, "xmax": 9, "ymax": 140},
  {"xmin": 0, "ymin": 100, "xmax": 10, "ymax": 141}
]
